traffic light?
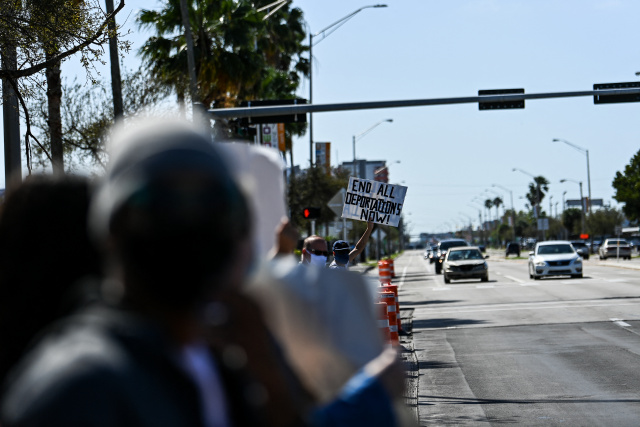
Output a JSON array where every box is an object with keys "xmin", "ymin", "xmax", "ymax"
[
  {"xmin": 478, "ymin": 88, "xmax": 525, "ymax": 110},
  {"xmin": 593, "ymin": 82, "xmax": 640, "ymax": 104},
  {"xmin": 303, "ymin": 207, "xmax": 321, "ymax": 219}
]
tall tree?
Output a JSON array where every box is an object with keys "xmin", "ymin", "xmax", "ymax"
[
  {"xmin": 493, "ymin": 197, "xmax": 503, "ymax": 222},
  {"xmin": 137, "ymin": 0, "xmax": 309, "ymax": 145},
  {"xmin": 29, "ymin": 68, "xmax": 171, "ymax": 173},
  {"xmin": 586, "ymin": 206, "xmax": 624, "ymax": 238},
  {"xmin": 484, "ymin": 199, "xmax": 493, "ymax": 225},
  {"xmin": 612, "ymin": 149, "xmax": 640, "ymax": 222},
  {"xmin": 562, "ymin": 208, "xmax": 583, "ymax": 236},
  {"xmin": 0, "ymin": 0, "xmax": 128, "ymax": 173},
  {"xmin": 525, "ymin": 176, "xmax": 549, "ymax": 213}
]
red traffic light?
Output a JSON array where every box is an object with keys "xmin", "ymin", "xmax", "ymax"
[{"xmin": 302, "ymin": 207, "xmax": 320, "ymax": 219}]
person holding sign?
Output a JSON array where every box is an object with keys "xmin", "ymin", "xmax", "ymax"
[{"xmin": 329, "ymin": 222, "xmax": 374, "ymax": 269}]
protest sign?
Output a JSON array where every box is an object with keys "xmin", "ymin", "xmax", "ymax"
[{"xmin": 342, "ymin": 177, "xmax": 408, "ymax": 227}]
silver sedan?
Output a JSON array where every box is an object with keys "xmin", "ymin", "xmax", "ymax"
[{"xmin": 529, "ymin": 240, "xmax": 583, "ymax": 279}]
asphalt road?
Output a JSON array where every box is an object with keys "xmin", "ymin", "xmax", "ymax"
[{"xmin": 389, "ymin": 249, "xmax": 640, "ymax": 426}]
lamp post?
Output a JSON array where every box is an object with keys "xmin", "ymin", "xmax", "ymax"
[
  {"xmin": 513, "ymin": 167, "xmax": 544, "ymax": 240},
  {"xmin": 560, "ymin": 178, "xmax": 585, "ymax": 235},
  {"xmin": 493, "ymin": 183, "xmax": 516, "ymax": 242},
  {"xmin": 309, "ymin": 4, "xmax": 388, "ymax": 167},
  {"xmin": 469, "ymin": 201, "xmax": 485, "ymax": 245},
  {"xmin": 553, "ymin": 138, "xmax": 591, "ymax": 212},
  {"xmin": 352, "ymin": 119, "xmax": 393, "ymax": 177}
]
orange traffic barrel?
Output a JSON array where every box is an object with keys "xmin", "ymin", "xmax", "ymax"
[
  {"xmin": 386, "ymin": 309, "xmax": 400, "ymax": 346},
  {"xmin": 388, "ymin": 258, "xmax": 396, "ymax": 277},
  {"xmin": 375, "ymin": 302, "xmax": 391, "ymax": 345},
  {"xmin": 378, "ymin": 260, "xmax": 392, "ymax": 284},
  {"xmin": 380, "ymin": 284, "xmax": 402, "ymax": 333}
]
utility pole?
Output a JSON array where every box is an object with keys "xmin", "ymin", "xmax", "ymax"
[
  {"xmin": 105, "ymin": 0, "xmax": 123, "ymax": 119},
  {"xmin": 2, "ymin": 32, "xmax": 22, "ymax": 189},
  {"xmin": 179, "ymin": 0, "xmax": 200, "ymax": 105}
]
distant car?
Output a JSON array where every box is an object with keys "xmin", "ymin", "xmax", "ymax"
[
  {"xmin": 427, "ymin": 246, "xmax": 439, "ymax": 264},
  {"xmin": 442, "ymin": 246, "xmax": 489, "ymax": 283},
  {"xmin": 528, "ymin": 240, "xmax": 583, "ymax": 280},
  {"xmin": 570, "ymin": 240, "xmax": 590, "ymax": 260},
  {"xmin": 424, "ymin": 246, "xmax": 433, "ymax": 260},
  {"xmin": 505, "ymin": 242, "xmax": 521, "ymax": 257},
  {"xmin": 598, "ymin": 239, "xmax": 632, "ymax": 260},
  {"xmin": 435, "ymin": 239, "xmax": 469, "ymax": 274},
  {"xmin": 591, "ymin": 240, "xmax": 602, "ymax": 254}
]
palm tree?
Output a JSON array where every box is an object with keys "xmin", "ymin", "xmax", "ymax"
[
  {"xmin": 493, "ymin": 197, "xmax": 503, "ymax": 223},
  {"xmin": 526, "ymin": 176, "xmax": 550, "ymax": 215},
  {"xmin": 484, "ymin": 199, "xmax": 493, "ymax": 227},
  {"xmin": 138, "ymin": 0, "xmax": 308, "ymax": 109}
]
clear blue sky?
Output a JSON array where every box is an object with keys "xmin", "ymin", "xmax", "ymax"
[{"xmin": 2, "ymin": 0, "xmax": 639, "ymax": 236}]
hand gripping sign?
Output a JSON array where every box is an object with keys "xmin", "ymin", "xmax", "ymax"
[{"xmin": 342, "ymin": 177, "xmax": 408, "ymax": 227}]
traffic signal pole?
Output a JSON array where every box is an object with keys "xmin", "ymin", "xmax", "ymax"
[{"xmin": 208, "ymin": 87, "xmax": 640, "ymax": 120}]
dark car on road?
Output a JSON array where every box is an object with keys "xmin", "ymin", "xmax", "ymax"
[
  {"xmin": 435, "ymin": 239, "xmax": 469, "ymax": 274},
  {"xmin": 505, "ymin": 242, "xmax": 521, "ymax": 257},
  {"xmin": 443, "ymin": 246, "xmax": 489, "ymax": 283},
  {"xmin": 570, "ymin": 240, "xmax": 590, "ymax": 260}
]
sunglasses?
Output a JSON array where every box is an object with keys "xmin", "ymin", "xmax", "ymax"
[{"xmin": 308, "ymin": 249, "xmax": 328, "ymax": 256}]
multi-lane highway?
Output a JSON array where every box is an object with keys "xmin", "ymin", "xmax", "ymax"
[{"xmin": 389, "ymin": 249, "xmax": 640, "ymax": 425}]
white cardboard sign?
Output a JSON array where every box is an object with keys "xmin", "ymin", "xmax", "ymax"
[{"xmin": 341, "ymin": 177, "xmax": 408, "ymax": 227}]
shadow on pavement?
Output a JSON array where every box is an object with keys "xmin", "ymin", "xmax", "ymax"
[
  {"xmin": 403, "ymin": 300, "xmax": 462, "ymax": 306},
  {"xmin": 413, "ymin": 318, "xmax": 488, "ymax": 329}
]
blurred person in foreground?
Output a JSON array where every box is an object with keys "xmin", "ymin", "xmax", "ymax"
[
  {"xmin": 0, "ymin": 176, "xmax": 101, "ymax": 391},
  {"xmin": 1, "ymin": 118, "xmax": 409, "ymax": 427},
  {"xmin": 1, "ymin": 118, "xmax": 261, "ymax": 426}
]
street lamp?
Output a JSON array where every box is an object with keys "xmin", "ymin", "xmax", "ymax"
[
  {"xmin": 560, "ymin": 178, "xmax": 585, "ymax": 235},
  {"xmin": 512, "ymin": 168, "xmax": 542, "ymax": 217},
  {"xmin": 352, "ymin": 119, "xmax": 393, "ymax": 177},
  {"xmin": 308, "ymin": 4, "xmax": 388, "ymax": 167},
  {"xmin": 468, "ymin": 201, "xmax": 485, "ymax": 244},
  {"xmin": 493, "ymin": 183, "xmax": 516, "ymax": 241},
  {"xmin": 513, "ymin": 167, "xmax": 545, "ymax": 240},
  {"xmin": 553, "ymin": 138, "xmax": 591, "ymax": 212}
]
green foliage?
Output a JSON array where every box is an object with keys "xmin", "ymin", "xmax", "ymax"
[
  {"xmin": 562, "ymin": 208, "xmax": 583, "ymax": 236},
  {"xmin": 288, "ymin": 167, "xmax": 350, "ymax": 231},
  {"xmin": 612, "ymin": 150, "xmax": 640, "ymax": 222},
  {"xmin": 525, "ymin": 176, "xmax": 549, "ymax": 208},
  {"xmin": 137, "ymin": 0, "xmax": 308, "ymax": 110},
  {"xmin": 28, "ymin": 68, "xmax": 172, "ymax": 173},
  {"xmin": 586, "ymin": 206, "xmax": 624, "ymax": 237},
  {"xmin": 0, "ymin": 0, "xmax": 129, "ymax": 82}
]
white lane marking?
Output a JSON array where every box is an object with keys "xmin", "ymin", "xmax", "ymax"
[
  {"xmin": 610, "ymin": 318, "xmax": 632, "ymax": 327},
  {"xmin": 422, "ymin": 301, "xmax": 640, "ymax": 315},
  {"xmin": 398, "ymin": 266, "xmax": 408, "ymax": 288},
  {"xmin": 605, "ymin": 279, "xmax": 628, "ymax": 283},
  {"xmin": 476, "ymin": 285, "xmax": 494, "ymax": 289},
  {"xmin": 433, "ymin": 287, "xmax": 451, "ymax": 291},
  {"xmin": 504, "ymin": 275, "xmax": 525, "ymax": 284}
]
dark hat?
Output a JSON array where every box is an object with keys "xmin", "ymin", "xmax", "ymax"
[{"xmin": 333, "ymin": 240, "xmax": 350, "ymax": 252}]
